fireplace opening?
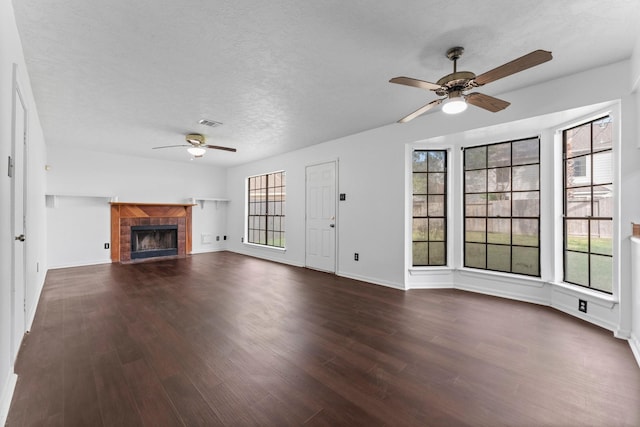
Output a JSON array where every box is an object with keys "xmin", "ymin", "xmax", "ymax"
[{"xmin": 131, "ymin": 224, "xmax": 178, "ymax": 260}]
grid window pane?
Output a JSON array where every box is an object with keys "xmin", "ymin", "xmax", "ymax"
[
  {"xmin": 428, "ymin": 151, "xmax": 446, "ymax": 172},
  {"xmin": 566, "ymin": 188, "xmax": 591, "ymax": 217},
  {"xmin": 590, "ymin": 254, "xmax": 612, "ymax": 292},
  {"xmin": 413, "ymin": 218, "xmax": 428, "ymax": 240},
  {"xmin": 465, "ymin": 146, "xmax": 487, "ymax": 170},
  {"xmin": 487, "ymin": 245, "xmax": 511, "ymax": 272},
  {"xmin": 412, "ymin": 150, "xmax": 447, "ymax": 266},
  {"xmin": 512, "ymin": 192, "xmax": 539, "ymax": 217},
  {"xmin": 428, "ymin": 173, "xmax": 446, "ymax": 194},
  {"xmin": 512, "ymin": 138, "xmax": 540, "ymax": 165},
  {"xmin": 565, "ymin": 251, "xmax": 589, "ymax": 286},
  {"xmin": 487, "ymin": 193, "xmax": 511, "ymax": 217},
  {"xmin": 413, "ymin": 195, "xmax": 428, "ymax": 216},
  {"xmin": 247, "ymin": 171, "xmax": 286, "ymax": 248},
  {"xmin": 488, "ymin": 167, "xmax": 511, "ymax": 192},
  {"xmin": 512, "ymin": 219, "xmax": 538, "ymax": 247},
  {"xmin": 465, "ymin": 170, "xmax": 487, "ymax": 193},
  {"xmin": 592, "ymin": 152, "xmax": 612, "ymax": 185},
  {"xmin": 512, "ymin": 247, "xmax": 539, "ymax": 276},
  {"xmin": 413, "ymin": 151, "xmax": 429, "ymax": 172},
  {"xmin": 590, "ymin": 220, "xmax": 612, "ymax": 256},
  {"xmin": 592, "ymin": 117, "xmax": 613, "ymax": 152},
  {"xmin": 512, "ymin": 165, "xmax": 539, "ymax": 191},
  {"xmin": 465, "ymin": 194, "xmax": 486, "ymax": 216},
  {"xmin": 413, "ymin": 242, "xmax": 429, "ymax": 265},
  {"xmin": 487, "ymin": 219, "xmax": 510, "ymax": 244},
  {"xmin": 463, "ymin": 138, "xmax": 540, "ymax": 276},
  {"xmin": 429, "ymin": 219, "xmax": 445, "ymax": 241},
  {"xmin": 429, "ymin": 242, "xmax": 446, "ymax": 265},
  {"xmin": 465, "ymin": 243, "xmax": 486, "ymax": 269},
  {"xmin": 563, "ymin": 115, "xmax": 613, "ymax": 293},
  {"xmin": 488, "ymin": 143, "xmax": 511, "ymax": 168},
  {"xmin": 427, "ymin": 195, "xmax": 445, "ymax": 217},
  {"xmin": 565, "ymin": 123, "xmax": 591, "ymax": 158},
  {"xmin": 413, "ymin": 174, "xmax": 428, "ymax": 193},
  {"xmin": 465, "ymin": 218, "xmax": 486, "ymax": 242}
]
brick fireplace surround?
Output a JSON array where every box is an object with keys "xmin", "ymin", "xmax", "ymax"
[{"xmin": 110, "ymin": 202, "xmax": 194, "ymax": 263}]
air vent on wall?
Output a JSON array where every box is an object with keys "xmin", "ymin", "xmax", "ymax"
[{"xmin": 198, "ymin": 119, "xmax": 223, "ymax": 127}]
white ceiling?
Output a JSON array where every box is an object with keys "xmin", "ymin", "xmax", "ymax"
[{"xmin": 13, "ymin": 0, "xmax": 640, "ymax": 167}]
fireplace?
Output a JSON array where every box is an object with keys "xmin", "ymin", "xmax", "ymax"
[
  {"xmin": 131, "ymin": 225, "xmax": 178, "ymax": 260},
  {"xmin": 110, "ymin": 202, "xmax": 194, "ymax": 263}
]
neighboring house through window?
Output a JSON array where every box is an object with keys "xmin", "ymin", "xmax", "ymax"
[{"xmin": 563, "ymin": 116, "xmax": 613, "ymax": 293}]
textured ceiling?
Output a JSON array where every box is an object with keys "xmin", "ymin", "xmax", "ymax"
[{"xmin": 13, "ymin": 0, "xmax": 640, "ymax": 166}]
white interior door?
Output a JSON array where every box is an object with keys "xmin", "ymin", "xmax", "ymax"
[
  {"xmin": 11, "ymin": 69, "xmax": 27, "ymax": 363},
  {"xmin": 305, "ymin": 161, "xmax": 336, "ymax": 272}
]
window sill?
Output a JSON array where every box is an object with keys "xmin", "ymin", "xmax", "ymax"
[
  {"xmin": 456, "ymin": 267, "xmax": 547, "ymax": 287},
  {"xmin": 242, "ymin": 242, "xmax": 286, "ymax": 252},
  {"xmin": 409, "ymin": 266, "xmax": 453, "ymax": 275},
  {"xmin": 550, "ymin": 281, "xmax": 618, "ymax": 307}
]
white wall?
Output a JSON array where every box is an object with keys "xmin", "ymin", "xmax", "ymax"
[
  {"xmin": 46, "ymin": 147, "xmax": 228, "ymax": 268},
  {"xmin": 1, "ymin": 0, "xmax": 48, "ymax": 423},
  {"xmin": 226, "ymin": 60, "xmax": 640, "ymax": 340},
  {"xmin": 226, "ymin": 127, "xmax": 407, "ymax": 289}
]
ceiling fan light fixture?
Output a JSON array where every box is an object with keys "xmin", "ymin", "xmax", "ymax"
[
  {"xmin": 187, "ymin": 147, "xmax": 206, "ymax": 157},
  {"xmin": 441, "ymin": 94, "xmax": 468, "ymax": 115}
]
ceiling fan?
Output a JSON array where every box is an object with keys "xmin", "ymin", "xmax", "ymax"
[
  {"xmin": 152, "ymin": 133, "xmax": 237, "ymax": 158},
  {"xmin": 390, "ymin": 47, "xmax": 552, "ymax": 123}
]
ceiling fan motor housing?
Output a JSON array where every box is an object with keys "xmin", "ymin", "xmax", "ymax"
[
  {"xmin": 435, "ymin": 71, "xmax": 477, "ymax": 96},
  {"xmin": 186, "ymin": 133, "xmax": 205, "ymax": 145}
]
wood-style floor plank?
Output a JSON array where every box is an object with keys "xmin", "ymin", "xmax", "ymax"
[{"xmin": 7, "ymin": 252, "xmax": 640, "ymax": 426}]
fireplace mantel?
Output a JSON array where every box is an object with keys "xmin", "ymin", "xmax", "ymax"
[{"xmin": 110, "ymin": 202, "xmax": 195, "ymax": 263}]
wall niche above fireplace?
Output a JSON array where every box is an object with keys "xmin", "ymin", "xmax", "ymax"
[{"xmin": 110, "ymin": 202, "xmax": 194, "ymax": 263}]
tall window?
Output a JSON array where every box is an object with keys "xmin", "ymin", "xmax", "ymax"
[
  {"xmin": 563, "ymin": 116, "xmax": 613, "ymax": 293},
  {"xmin": 412, "ymin": 150, "xmax": 447, "ymax": 266},
  {"xmin": 247, "ymin": 171, "xmax": 286, "ymax": 248},
  {"xmin": 464, "ymin": 138, "xmax": 540, "ymax": 276}
]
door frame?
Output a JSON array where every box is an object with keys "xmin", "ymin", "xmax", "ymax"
[
  {"xmin": 11, "ymin": 63, "xmax": 28, "ymax": 364},
  {"xmin": 304, "ymin": 159, "xmax": 339, "ymax": 273}
]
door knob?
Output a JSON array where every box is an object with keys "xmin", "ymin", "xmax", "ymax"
[
  {"xmin": 329, "ymin": 224, "xmax": 335, "ymax": 228},
  {"xmin": 15, "ymin": 234, "xmax": 25, "ymax": 242}
]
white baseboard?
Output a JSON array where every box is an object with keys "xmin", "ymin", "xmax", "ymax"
[
  {"xmin": 48, "ymin": 259, "xmax": 112, "ymax": 269},
  {"xmin": 0, "ymin": 371, "xmax": 17, "ymax": 426},
  {"xmin": 26, "ymin": 275, "xmax": 46, "ymax": 332},
  {"xmin": 190, "ymin": 248, "xmax": 225, "ymax": 254},
  {"xmin": 630, "ymin": 333, "xmax": 640, "ymax": 369},
  {"xmin": 337, "ymin": 271, "xmax": 405, "ymax": 290},
  {"xmin": 228, "ymin": 249, "xmax": 305, "ymax": 268}
]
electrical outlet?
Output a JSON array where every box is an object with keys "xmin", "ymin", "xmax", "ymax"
[
  {"xmin": 578, "ymin": 299, "xmax": 587, "ymax": 313},
  {"xmin": 104, "ymin": 243, "xmax": 110, "ymax": 249},
  {"xmin": 340, "ymin": 193, "xmax": 346, "ymax": 201},
  {"xmin": 216, "ymin": 235, "xmax": 220, "ymax": 241},
  {"xmin": 224, "ymin": 235, "xmax": 227, "ymax": 240},
  {"xmin": 354, "ymin": 253, "xmax": 359, "ymax": 261},
  {"xmin": 241, "ymin": 237, "xmax": 244, "ymax": 243}
]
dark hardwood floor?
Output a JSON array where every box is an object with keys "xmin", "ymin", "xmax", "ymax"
[{"xmin": 7, "ymin": 252, "xmax": 640, "ymax": 426}]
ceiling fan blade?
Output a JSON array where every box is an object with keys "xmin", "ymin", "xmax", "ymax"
[
  {"xmin": 474, "ymin": 50, "xmax": 552, "ymax": 86},
  {"xmin": 466, "ymin": 92, "xmax": 510, "ymax": 112},
  {"xmin": 204, "ymin": 144, "xmax": 237, "ymax": 152},
  {"xmin": 152, "ymin": 144, "xmax": 190, "ymax": 149},
  {"xmin": 390, "ymin": 76, "xmax": 441, "ymax": 91},
  {"xmin": 397, "ymin": 99, "xmax": 443, "ymax": 123}
]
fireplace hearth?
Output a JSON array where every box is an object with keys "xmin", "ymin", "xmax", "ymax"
[
  {"xmin": 110, "ymin": 202, "xmax": 194, "ymax": 263},
  {"xmin": 131, "ymin": 225, "xmax": 178, "ymax": 259}
]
